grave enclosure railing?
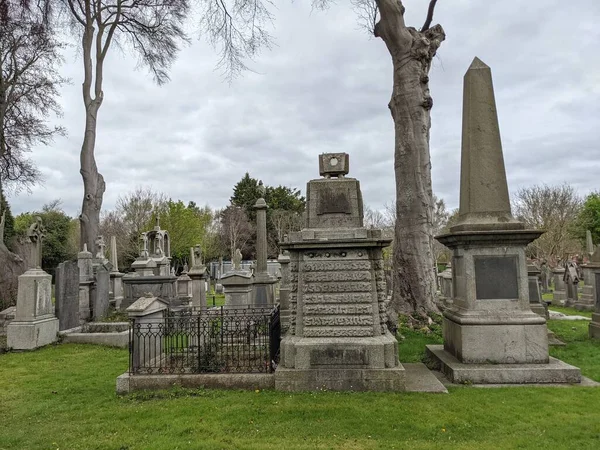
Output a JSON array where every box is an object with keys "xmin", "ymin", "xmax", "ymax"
[{"xmin": 129, "ymin": 305, "xmax": 280, "ymax": 375}]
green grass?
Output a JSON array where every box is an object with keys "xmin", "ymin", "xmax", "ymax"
[
  {"xmin": 548, "ymin": 305, "xmax": 593, "ymax": 318},
  {"xmin": 2, "ymin": 318, "xmax": 600, "ymax": 449}
]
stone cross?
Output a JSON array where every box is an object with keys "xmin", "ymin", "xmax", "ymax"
[
  {"xmin": 27, "ymin": 216, "xmax": 45, "ymax": 269},
  {"xmin": 140, "ymin": 232, "xmax": 149, "ymax": 258},
  {"xmin": 95, "ymin": 235, "xmax": 106, "ymax": 260}
]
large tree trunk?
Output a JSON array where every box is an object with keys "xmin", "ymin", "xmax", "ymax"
[
  {"xmin": 375, "ymin": 0, "xmax": 445, "ymax": 320},
  {"xmin": 78, "ymin": 21, "xmax": 106, "ymax": 255},
  {"xmin": 79, "ymin": 99, "xmax": 105, "ymax": 255}
]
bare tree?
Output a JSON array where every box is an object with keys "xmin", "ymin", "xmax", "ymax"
[
  {"xmin": 219, "ymin": 205, "xmax": 253, "ymax": 259},
  {"xmin": 513, "ymin": 184, "xmax": 582, "ymax": 263},
  {"xmin": 52, "ymin": 0, "xmax": 190, "ymax": 255},
  {"xmin": 0, "ymin": 2, "xmax": 66, "ymax": 193}
]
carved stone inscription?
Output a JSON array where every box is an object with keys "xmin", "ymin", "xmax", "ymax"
[
  {"xmin": 310, "ymin": 348, "xmax": 367, "ymax": 366},
  {"xmin": 36, "ymin": 278, "xmax": 53, "ymax": 316},
  {"xmin": 300, "ymin": 253, "xmax": 377, "ymax": 337},
  {"xmin": 474, "ymin": 256, "xmax": 519, "ymax": 300}
]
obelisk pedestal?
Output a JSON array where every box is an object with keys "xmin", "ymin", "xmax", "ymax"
[
  {"xmin": 426, "ymin": 57, "xmax": 580, "ymax": 384},
  {"xmin": 252, "ymin": 193, "xmax": 276, "ymax": 305}
]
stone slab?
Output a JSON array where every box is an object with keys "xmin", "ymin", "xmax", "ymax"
[
  {"xmin": 7, "ymin": 317, "xmax": 59, "ymax": 350},
  {"xmin": 55, "ymin": 261, "xmax": 80, "ymax": 331},
  {"xmin": 403, "ymin": 363, "xmax": 448, "ymax": 393},
  {"xmin": 116, "ymin": 372, "xmax": 275, "ymax": 395},
  {"xmin": 589, "ymin": 320, "xmax": 600, "ymax": 339},
  {"xmin": 274, "ymin": 366, "xmax": 405, "ymax": 391},
  {"xmin": 426, "ymin": 345, "xmax": 581, "ymax": 384},
  {"xmin": 60, "ymin": 330, "xmax": 128, "ymax": 348}
]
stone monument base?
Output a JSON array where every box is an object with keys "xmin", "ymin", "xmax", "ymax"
[
  {"xmin": 589, "ymin": 314, "xmax": 600, "ymax": 339},
  {"xmin": 7, "ymin": 316, "xmax": 59, "ymax": 350},
  {"xmin": 275, "ymin": 366, "xmax": 405, "ymax": 391},
  {"xmin": 275, "ymin": 335, "xmax": 405, "ymax": 392},
  {"xmin": 574, "ymin": 285, "xmax": 595, "ymax": 311},
  {"xmin": 426, "ymin": 345, "xmax": 581, "ymax": 384},
  {"xmin": 252, "ymin": 273, "xmax": 276, "ymax": 305},
  {"xmin": 530, "ymin": 304, "xmax": 548, "ymax": 319},
  {"xmin": 443, "ymin": 311, "xmax": 549, "ymax": 364}
]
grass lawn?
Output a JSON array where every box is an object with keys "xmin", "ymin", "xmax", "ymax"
[{"xmin": 1, "ymin": 320, "xmax": 600, "ymax": 449}]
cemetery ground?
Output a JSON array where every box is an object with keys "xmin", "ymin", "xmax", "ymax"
[{"xmin": 1, "ymin": 311, "xmax": 599, "ymax": 449}]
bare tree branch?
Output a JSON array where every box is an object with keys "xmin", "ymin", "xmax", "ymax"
[{"xmin": 421, "ymin": 0, "xmax": 439, "ymax": 32}]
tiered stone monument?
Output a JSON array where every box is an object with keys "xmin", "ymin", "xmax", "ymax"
[
  {"xmin": 275, "ymin": 153, "xmax": 404, "ymax": 391},
  {"xmin": 7, "ymin": 217, "xmax": 59, "ymax": 349},
  {"xmin": 426, "ymin": 57, "xmax": 580, "ymax": 384},
  {"xmin": 109, "ymin": 236, "xmax": 124, "ymax": 308},
  {"xmin": 252, "ymin": 181, "xmax": 277, "ymax": 305},
  {"xmin": 577, "ymin": 245, "xmax": 600, "ymax": 311},
  {"xmin": 77, "ymin": 244, "xmax": 94, "ymax": 320},
  {"xmin": 188, "ymin": 245, "xmax": 208, "ymax": 308},
  {"xmin": 222, "ymin": 248, "xmax": 253, "ymax": 307},
  {"xmin": 92, "ymin": 235, "xmax": 111, "ymax": 321},
  {"xmin": 122, "ymin": 221, "xmax": 177, "ymax": 309}
]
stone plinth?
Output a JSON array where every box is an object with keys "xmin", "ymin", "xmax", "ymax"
[
  {"xmin": 577, "ymin": 248, "xmax": 600, "ymax": 311},
  {"xmin": 275, "ymin": 153, "xmax": 404, "ymax": 392},
  {"xmin": 110, "ymin": 272, "xmax": 124, "ymax": 309},
  {"xmin": 7, "ymin": 268, "xmax": 58, "ymax": 350},
  {"xmin": 221, "ymin": 271, "xmax": 253, "ymax": 307},
  {"xmin": 127, "ymin": 295, "xmax": 169, "ymax": 372},
  {"xmin": 177, "ymin": 273, "xmax": 192, "ymax": 305},
  {"xmin": 188, "ymin": 265, "xmax": 207, "ymax": 308}
]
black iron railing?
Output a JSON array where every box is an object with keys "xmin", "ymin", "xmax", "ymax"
[{"xmin": 129, "ymin": 305, "xmax": 280, "ymax": 375}]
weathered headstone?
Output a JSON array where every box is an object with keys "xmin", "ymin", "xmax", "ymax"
[
  {"xmin": 93, "ymin": 265, "xmax": 110, "ymax": 321},
  {"xmin": 78, "ymin": 244, "xmax": 94, "ymax": 321},
  {"xmin": 7, "ymin": 217, "xmax": 59, "ymax": 349},
  {"xmin": 55, "ymin": 261, "xmax": 80, "ymax": 330},
  {"xmin": 275, "ymin": 153, "xmax": 404, "ymax": 392},
  {"xmin": 564, "ymin": 261, "xmax": 579, "ymax": 307},
  {"xmin": 527, "ymin": 263, "xmax": 548, "ymax": 319},
  {"xmin": 552, "ymin": 265, "xmax": 566, "ymax": 304},
  {"xmin": 578, "ymin": 245, "xmax": 600, "ymax": 311},
  {"xmin": 188, "ymin": 245, "xmax": 207, "ymax": 308},
  {"xmin": 426, "ymin": 58, "xmax": 580, "ymax": 384},
  {"xmin": 589, "ymin": 271, "xmax": 600, "ymax": 339}
]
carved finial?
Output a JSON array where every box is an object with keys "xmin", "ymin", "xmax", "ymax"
[{"xmin": 258, "ymin": 180, "xmax": 266, "ymax": 198}]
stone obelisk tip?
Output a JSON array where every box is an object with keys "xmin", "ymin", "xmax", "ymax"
[
  {"xmin": 451, "ymin": 57, "xmax": 524, "ymax": 233},
  {"xmin": 468, "ymin": 57, "xmax": 490, "ymax": 70}
]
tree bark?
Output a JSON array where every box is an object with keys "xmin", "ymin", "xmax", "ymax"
[{"xmin": 374, "ymin": 0, "xmax": 445, "ymax": 320}]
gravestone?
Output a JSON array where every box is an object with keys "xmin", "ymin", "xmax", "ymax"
[
  {"xmin": 426, "ymin": 58, "xmax": 580, "ymax": 384},
  {"xmin": 275, "ymin": 153, "xmax": 404, "ymax": 392},
  {"xmin": 589, "ymin": 272, "xmax": 600, "ymax": 338},
  {"xmin": 539, "ymin": 260, "xmax": 550, "ymax": 294},
  {"xmin": 55, "ymin": 261, "xmax": 80, "ymax": 330},
  {"xmin": 564, "ymin": 261, "xmax": 579, "ymax": 307},
  {"xmin": 7, "ymin": 217, "xmax": 59, "ymax": 349},
  {"xmin": 93, "ymin": 265, "xmax": 110, "ymax": 321},
  {"xmin": 109, "ymin": 236, "xmax": 124, "ymax": 308},
  {"xmin": 527, "ymin": 263, "xmax": 548, "ymax": 319},
  {"xmin": 577, "ymin": 245, "xmax": 600, "ymax": 311},
  {"xmin": 188, "ymin": 245, "xmax": 207, "ymax": 308},
  {"xmin": 552, "ymin": 265, "xmax": 566, "ymax": 304}
]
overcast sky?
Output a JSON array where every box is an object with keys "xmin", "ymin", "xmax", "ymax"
[{"xmin": 7, "ymin": 0, "xmax": 600, "ymax": 218}]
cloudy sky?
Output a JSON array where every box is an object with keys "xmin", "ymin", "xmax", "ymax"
[{"xmin": 7, "ymin": 0, "xmax": 600, "ymax": 218}]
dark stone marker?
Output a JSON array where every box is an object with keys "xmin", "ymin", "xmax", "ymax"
[
  {"xmin": 317, "ymin": 187, "xmax": 351, "ymax": 215},
  {"xmin": 474, "ymin": 256, "xmax": 519, "ymax": 300},
  {"xmin": 93, "ymin": 265, "xmax": 110, "ymax": 321},
  {"xmin": 596, "ymin": 273, "xmax": 600, "ymax": 313},
  {"xmin": 55, "ymin": 261, "xmax": 80, "ymax": 331}
]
